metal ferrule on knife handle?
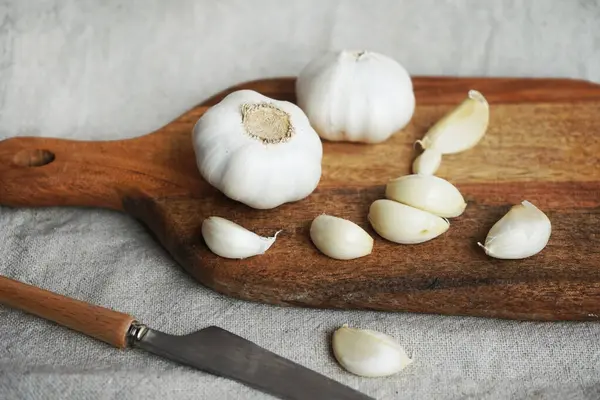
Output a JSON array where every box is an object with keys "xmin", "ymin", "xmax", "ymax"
[{"xmin": 126, "ymin": 321, "xmax": 149, "ymax": 346}]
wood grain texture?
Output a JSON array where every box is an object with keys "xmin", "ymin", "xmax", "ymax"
[
  {"xmin": 0, "ymin": 76, "xmax": 599, "ymax": 321},
  {"xmin": 0, "ymin": 275, "xmax": 135, "ymax": 348}
]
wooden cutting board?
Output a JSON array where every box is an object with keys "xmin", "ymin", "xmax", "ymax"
[{"xmin": 1, "ymin": 77, "xmax": 599, "ymax": 321}]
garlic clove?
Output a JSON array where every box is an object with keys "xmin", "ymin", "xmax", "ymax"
[
  {"xmin": 368, "ymin": 199, "xmax": 449, "ymax": 244},
  {"xmin": 201, "ymin": 216, "xmax": 281, "ymax": 259},
  {"xmin": 478, "ymin": 200, "xmax": 551, "ymax": 259},
  {"xmin": 417, "ymin": 90, "xmax": 489, "ymax": 155},
  {"xmin": 385, "ymin": 174, "xmax": 467, "ymax": 218},
  {"xmin": 332, "ymin": 324, "xmax": 413, "ymax": 377},
  {"xmin": 412, "ymin": 148, "xmax": 442, "ymax": 175},
  {"xmin": 310, "ymin": 214, "xmax": 374, "ymax": 260}
]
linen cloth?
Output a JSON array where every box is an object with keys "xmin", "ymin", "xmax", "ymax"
[{"xmin": 1, "ymin": 1, "xmax": 599, "ymax": 399}]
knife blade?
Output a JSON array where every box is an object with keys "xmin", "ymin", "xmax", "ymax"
[
  {"xmin": 0, "ymin": 275, "xmax": 373, "ymax": 400},
  {"xmin": 131, "ymin": 324, "xmax": 374, "ymax": 400}
]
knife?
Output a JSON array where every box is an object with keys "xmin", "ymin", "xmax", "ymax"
[{"xmin": 0, "ymin": 275, "xmax": 373, "ymax": 400}]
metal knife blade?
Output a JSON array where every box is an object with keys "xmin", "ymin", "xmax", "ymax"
[{"xmin": 131, "ymin": 324, "xmax": 375, "ymax": 400}]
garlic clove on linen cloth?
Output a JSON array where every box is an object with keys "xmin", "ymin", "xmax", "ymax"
[
  {"xmin": 478, "ymin": 200, "xmax": 551, "ymax": 259},
  {"xmin": 332, "ymin": 324, "xmax": 414, "ymax": 377},
  {"xmin": 201, "ymin": 216, "xmax": 281, "ymax": 259},
  {"xmin": 296, "ymin": 50, "xmax": 415, "ymax": 144},
  {"xmin": 192, "ymin": 90, "xmax": 323, "ymax": 210}
]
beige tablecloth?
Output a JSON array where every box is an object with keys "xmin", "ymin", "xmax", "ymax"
[{"xmin": 1, "ymin": 1, "xmax": 599, "ymax": 399}]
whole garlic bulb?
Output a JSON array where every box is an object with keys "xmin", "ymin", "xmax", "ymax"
[
  {"xmin": 296, "ymin": 50, "xmax": 415, "ymax": 143},
  {"xmin": 192, "ymin": 90, "xmax": 323, "ymax": 209}
]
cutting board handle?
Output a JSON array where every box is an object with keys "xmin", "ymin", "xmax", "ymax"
[
  {"xmin": 0, "ymin": 275, "xmax": 136, "ymax": 348},
  {"xmin": 0, "ymin": 106, "xmax": 208, "ymax": 211},
  {"xmin": 0, "ymin": 126, "xmax": 202, "ymax": 211},
  {"xmin": 0, "ymin": 136, "xmax": 136, "ymax": 210}
]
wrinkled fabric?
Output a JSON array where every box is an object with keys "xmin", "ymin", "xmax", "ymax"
[{"xmin": 1, "ymin": 1, "xmax": 600, "ymax": 399}]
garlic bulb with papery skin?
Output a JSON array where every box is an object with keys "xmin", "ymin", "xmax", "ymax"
[
  {"xmin": 417, "ymin": 90, "xmax": 489, "ymax": 154},
  {"xmin": 201, "ymin": 216, "xmax": 281, "ymax": 259},
  {"xmin": 310, "ymin": 214, "xmax": 373, "ymax": 260},
  {"xmin": 296, "ymin": 50, "xmax": 415, "ymax": 143},
  {"xmin": 192, "ymin": 90, "xmax": 323, "ymax": 210},
  {"xmin": 368, "ymin": 199, "xmax": 449, "ymax": 244},
  {"xmin": 332, "ymin": 324, "xmax": 413, "ymax": 377},
  {"xmin": 385, "ymin": 174, "xmax": 467, "ymax": 218},
  {"xmin": 412, "ymin": 148, "xmax": 442, "ymax": 175},
  {"xmin": 478, "ymin": 200, "xmax": 551, "ymax": 259}
]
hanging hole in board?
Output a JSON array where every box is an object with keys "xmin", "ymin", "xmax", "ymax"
[{"xmin": 13, "ymin": 149, "xmax": 56, "ymax": 167}]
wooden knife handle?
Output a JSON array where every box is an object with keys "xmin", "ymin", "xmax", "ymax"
[{"xmin": 0, "ymin": 275, "xmax": 136, "ymax": 349}]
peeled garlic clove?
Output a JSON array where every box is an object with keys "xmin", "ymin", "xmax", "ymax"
[
  {"xmin": 332, "ymin": 324, "xmax": 413, "ymax": 377},
  {"xmin": 310, "ymin": 214, "xmax": 373, "ymax": 260},
  {"xmin": 201, "ymin": 216, "xmax": 280, "ymax": 259},
  {"xmin": 385, "ymin": 174, "xmax": 467, "ymax": 218},
  {"xmin": 412, "ymin": 148, "xmax": 442, "ymax": 175},
  {"xmin": 478, "ymin": 200, "xmax": 551, "ymax": 259},
  {"xmin": 368, "ymin": 199, "xmax": 449, "ymax": 244},
  {"xmin": 417, "ymin": 90, "xmax": 489, "ymax": 155}
]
